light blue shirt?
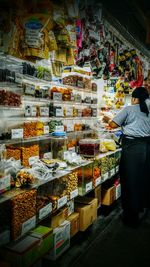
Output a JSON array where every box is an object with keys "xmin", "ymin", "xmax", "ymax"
[{"xmin": 113, "ymin": 104, "xmax": 150, "ymax": 137}]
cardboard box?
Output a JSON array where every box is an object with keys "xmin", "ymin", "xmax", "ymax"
[
  {"xmin": 45, "ymin": 220, "xmax": 70, "ymax": 260},
  {"xmin": 75, "ymin": 198, "xmax": 98, "ymax": 231},
  {"xmin": 3, "ymin": 235, "xmax": 40, "ymax": 267},
  {"xmin": 50, "ymin": 207, "xmax": 68, "ymax": 229},
  {"xmin": 93, "ymin": 185, "xmax": 101, "ymax": 207},
  {"xmin": 67, "ymin": 212, "xmax": 79, "ymax": 237},
  {"xmin": 101, "ymin": 186, "xmax": 116, "ymax": 205},
  {"xmin": 30, "ymin": 225, "xmax": 53, "ymax": 257}
]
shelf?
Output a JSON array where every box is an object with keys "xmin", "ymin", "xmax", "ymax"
[{"xmin": 0, "ymin": 130, "xmax": 94, "ymax": 145}]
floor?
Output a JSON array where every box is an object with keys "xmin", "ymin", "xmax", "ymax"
[{"xmin": 43, "ymin": 202, "xmax": 150, "ymax": 267}]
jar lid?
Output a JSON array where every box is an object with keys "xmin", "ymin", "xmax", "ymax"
[
  {"xmin": 79, "ymin": 138, "xmax": 99, "ymax": 144},
  {"xmin": 51, "ymin": 131, "xmax": 66, "ymax": 137}
]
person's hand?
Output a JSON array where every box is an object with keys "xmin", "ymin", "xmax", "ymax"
[{"xmin": 102, "ymin": 115, "xmax": 111, "ymax": 123}]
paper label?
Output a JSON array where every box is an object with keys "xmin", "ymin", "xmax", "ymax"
[
  {"xmin": 15, "ymin": 74, "xmax": 22, "ymax": 84},
  {"xmin": 56, "ymin": 108, "xmax": 63, "ymax": 117},
  {"xmin": 11, "ymin": 129, "xmax": 23, "ymax": 139},
  {"xmin": 86, "ymin": 181, "xmax": 93, "ymax": 192},
  {"xmin": 57, "ymin": 196, "xmax": 67, "ymax": 209},
  {"xmin": 55, "ymin": 125, "xmax": 64, "ymax": 132},
  {"xmin": 29, "ymin": 156, "xmax": 39, "ymax": 165},
  {"xmin": 68, "ymin": 147, "xmax": 76, "ymax": 152},
  {"xmin": 39, "ymin": 203, "xmax": 52, "ymax": 220},
  {"xmin": 44, "ymin": 125, "xmax": 49, "ymax": 134},
  {"xmin": 43, "ymin": 152, "xmax": 52, "ymax": 159},
  {"xmin": 103, "ymin": 172, "xmax": 109, "ymax": 181},
  {"xmin": 110, "ymin": 168, "xmax": 115, "ymax": 177},
  {"xmin": 116, "ymin": 165, "xmax": 119, "ymax": 172},
  {"xmin": 116, "ymin": 184, "xmax": 121, "ymax": 199},
  {"xmin": 40, "ymin": 107, "xmax": 49, "ymax": 117},
  {"xmin": 66, "ymin": 108, "xmax": 73, "ymax": 117},
  {"xmin": 53, "ymin": 92, "xmax": 62, "ymax": 101},
  {"xmin": 95, "ymin": 177, "xmax": 101, "ymax": 187},
  {"xmin": 0, "ymin": 174, "xmax": 11, "ymax": 192},
  {"xmin": 25, "ymin": 84, "xmax": 35, "ymax": 95},
  {"xmin": 70, "ymin": 189, "xmax": 78, "ymax": 199},
  {"xmin": 22, "ymin": 216, "xmax": 36, "ymax": 235},
  {"xmin": 30, "ymin": 107, "xmax": 37, "ymax": 117}
]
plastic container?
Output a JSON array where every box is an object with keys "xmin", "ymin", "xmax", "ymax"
[
  {"xmin": 51, "ymin": 136, "xmax": 68, "ymax": 160},
  {"xmin": 79, "ymin": 139, "xmax": 99, "ymax": 157}
]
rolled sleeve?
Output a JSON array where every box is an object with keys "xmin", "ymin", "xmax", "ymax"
[{"xmin": 112, "ymin": 107, "xmax": 128, "ymax": 126}]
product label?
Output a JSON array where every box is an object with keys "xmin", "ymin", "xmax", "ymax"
[
  {"xmin": 15, "ymin": 74, "xmax": 22, "ymax": 84},
  {"xmin": 70, "ymin": 189, "xmax": 78, "ymax": 199},
  {"xmin": 55, "ymin": 125, "xmax": 64, "ymax": 132},
  {"xmin": 57, "ymin": 196, "xmax": 67, "ymax": 209},
  {"xmin": 110, "ymin": 168, "xmax": 115, "ymax": 177},
  {"xmin": 86, "ymin": 181, "xmax": 93, "ymax": 192},
  {"xmin": 68, "ymin": 147, "xmax": 76, "ymax": 152},
  {"xmin": 30, "ymin": 107, "xmax": 37, "ymax": 117},
  {"xmin": 29, "ymin": 156, "xmax": 39, "ymax": 165},
  {"xmin": 43, "ymin": 152, "xmax": 52, "ymax": 159},
  {"xmin": 116, "ymin": 165, "xmax": 119, "ymax": 172},
  {"xmin": 95, "ymin": 177, "xmax": 101, "ymax": 187},
  {"xmin": 103, "ymin": 172, "xmax": 109, "ymax": 181},
  {"xmin": 11, "ymin": 129, "xmax": 23, "ymax": 139},
  {"xmin": 25, "ymin": 84, "xmax": 35, "ymax": 95},
  {"xmin": 56, "ymin": 108, "xmax": 63, "ymax": 117},
  {"xmin": 53, "ymin": 92, "xmax": 62, "ymax": 101},
  {"xmin": 116, "ymin": 184, "xmax": 121, "ymax": 200},
  {"xmin": 22, "ymin": 216, "xmax": 36, "ymax": 235},
  {"xmin": 44, "ymin": 125, "xmax": 49, "ymax": 134},
  {"xmin": 40, "ymin": 107, "xmax": 49, "ymax": 117},
  {"xmin": 39, "ymin": 203, "xmax": 52, "ymax": 220},
  {"xmin": 66, "ymin": 108, "xmax": 73, "ymax": 117},
  {"xmin": 0, "ymin": 175, "xmax": 11, "ymax": 192}
]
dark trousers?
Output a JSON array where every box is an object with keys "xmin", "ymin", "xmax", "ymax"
[{"xmin": 120, "ymin": 136, "xmax": 150, "ymax": 215}]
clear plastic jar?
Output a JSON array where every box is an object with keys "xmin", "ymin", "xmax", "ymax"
[{"xmin": 79, "ymin": 138, "xmax": 100, "ymax": 157}]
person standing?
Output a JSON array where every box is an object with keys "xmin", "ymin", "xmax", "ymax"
[{"xmin": 103, "ymin": 87, "xmax": 150, "ymax": 227}]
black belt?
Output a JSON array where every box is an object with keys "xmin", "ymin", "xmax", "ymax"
[{"xmin": 124, "ymin": 135, "xmax": 150, "ymax": 141}]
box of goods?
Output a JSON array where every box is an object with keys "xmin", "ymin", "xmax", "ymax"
[
  {"xmin": 77, "ymin": 163, "xmax": 93, "ymax": 195},
  {"xmin": 48, "ymin": 120, "xmax": 64, "ymax": 133},
  {"xmin": 62, "ymin": 88, "xmax": 72, "ymax": 101},
  {"xmin": 36, "ymin": 195, "xmax": 52, "ymax": 221},
  {"xmin": 11, "ymin": 189, "xmax": 37, "ymax": 240},
  {"xmin": 94, "ymin": 185, "xmax": 101, "ymax": 207},
  {"xmin": 67, "ymin": 212, "xmax": 79, "ymax": 237},
  {"xmin": 99, "ymin": 157, "xmax": 110, "ymax": 181},
  {"xmin": 0, "ymin": 173, "xmax": 11, "ymax": 194},
  {"xmin": 49, "ymin": 104, "xmax": 63, "ymax": 117},
  {"xmin": 6, "ymin": 145, "xmax": 21, "ymax": 160},
  {"xmin": 92, "ymin": 82, "xmax": 97, "ymax": 92},
  {"xmin": 47, "ymin": 207, "xmax": 68, "ymax": 229},
  {"xmin": 21, "ymin": 144, "xmax": 39, "ymax": 167},
  {"xmin": 62, "ymin": 171, "xmax": 78, "ymax": 199},
  {"xmin": 45, "ymin": 220, "xmax": 70, "ymax": 260},
  {"xmin": 93, "ymin": 159, "xmax": 101, "ymax": 187},
  {"xmin": 50, "ymin": 86, "xmax": 63, "ymax": 101},
  {"xmin": 30, "ymin": 225, "xmax": 53, "ymax": 258},
  {"xmin": 79, "ymin": 139, "xmax": 99, "ymax": 157},
  {"xmin": 75, "ymin": 197, "xmax": 98, "ymax": 231},
  {"xmin": 25, "ymin": 106, "xmax": 37, "ymax": 117},
  {"xmin": 83, "ymin": 96, "xmax": 91, "ymax": 104},
  {"xmin": 77, "ymin": 76, "xmax": 84, "ymax": 88},
  {"xmin": 0, "ymin": 89, "xmax": 21, "ymax": 107},
  {"xmin": 101, "ymin": 185, "xmax": 116, "ymax": 206},
  {"xmin": 39, "ymin": 107, "xmax": 49, "ymax": 117},
  {"xmin": 2, "ymin": 235, "xmax": 41, "ymax": 267},
  {"xmin": 91, "ymin": 108, "xmax": 97, "ymax": 117},
  {"xmin": 51, "ymin": 136, "xmax": 67, "ymax": 160},
  {"xmin": 92, "ymin": 98, "xmax": 97, "ymax": 104},
  {"xmin": 84, "ymin": 77, "xmax": 92, "ymax": 89}
]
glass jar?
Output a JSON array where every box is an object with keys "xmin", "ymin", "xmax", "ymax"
[{"xmin": 51, "ymin": 135, "xmax": 68, "ymax": 160}]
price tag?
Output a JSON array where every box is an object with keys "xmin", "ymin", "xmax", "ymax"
[
  {"xmin": 103, "ymin": 172, "xmax": 109, "ymax": 181},
  {"xmin": 70, "ymin": 189, "xmax": 78, "ymax": 199},
  {"xmin": 66, "ymin": 108, "xmax": 73, "ymax": 117},
  {"xmin": 29, "ymin": 156, "xmax": 39, "ymax": 165},
  {"xmin": 22, "ymin": 216, "xmax": 36, "ymax": 235},
  {"xmin": 116, "ymin": 166, "xmax": 119, "ymax": 172},
  {"xmin": 68, "ymin": 147, "xmax": 76, "ymax": 152},
  {"xmin": 11, "ymin": 129, "xmax": 23, "ymax": 139},
  {"xmin": 15, "ymin": 74, "xmax": 22, "ymax": 84},
  {"xmin": 0, "ymin": 174, "xmax": 11, "ymax": 192},
  {"xmin": 44, "ymin": 125, "xmax": 49, "ymax": 134},
  {"xmin": 56, "ymin": 108, "xmax": 63, "ymax": 117},
  {"xmin": 0, "ymin": 230, "xmax": 10, "ymax": 246},
  {"xmin": 39, "ymin": 203, "xmax": 52, "ymax": 220},
  {"xmin": 30, "ymin": 107, "xmax": 37, "ymax": 117},
  {"xmin": 95, "ymin": 177, "xmax": 101, "ymax": 187},
  {"xmin": 40, "ymin": 107, "xmax": 49, "ymax": 117},
  {"xmin": 116, "ymin": 184, "xmax": 121, "ymax": 199},
  {"xmin": 86, "ymin": 181, "xmax": 93, "ymax": 192},
  {"xmin": 43, "ymin": 152, "xmax": 52, "ymax": 159},
  {"xmin": 57, "ymin": 196, "xmax": 67, "ymax": 209},
  {"xmin": 53, "ymin": 92, "xmax": 62, "ymax": 101},
  {"xmin": 110, "ymin": 168, "xmax": 115, "ymax": 177},
  {"xmin": 55, "ymin": 125, "xmax": 64, "ymax": 132}
]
